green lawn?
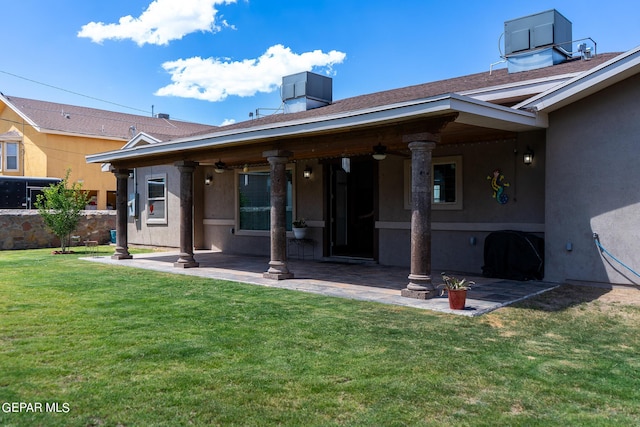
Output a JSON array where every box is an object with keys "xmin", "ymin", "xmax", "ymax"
[{"xmin": 1, "ymin": 248, "xmax": 639, "ymax": 426}]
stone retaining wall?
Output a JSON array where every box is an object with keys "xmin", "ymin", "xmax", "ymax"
[{"xmin": 0, "ymin": 210, "xmax": 116, "ymax": 250}]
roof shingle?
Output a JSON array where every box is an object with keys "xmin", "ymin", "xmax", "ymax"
[
  {"xmin": 5, "ymin": 53, "xmax": 620, "ymax": 144},
  {"xmin": 220, "ymin": 53, "xmax": 620, "ymax": 131},
  {"xmin": 3, "ymin": 96, "xmax": 217, "ymax": 142}
]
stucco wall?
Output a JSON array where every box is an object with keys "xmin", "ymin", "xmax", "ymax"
[
  {"xmin": 545, "ymin": 73, "xmax": 640, "ymax": 285},
  {"xmin": 0, "ymin": 104, "xmax": 123, "ymax": 210},
  {"xmin": 127, "ymin": 165, "xmax": 182, "ymax": 248},
  {"xmin": 0, "ymin": 210, "xmax": 116, "ymax": 250},
  {"xmin": 378, "ymin": 134, "xmax": 546, "ymax": 273},
  {"xmin": 200, "ymin": 161, "xmax": 324, "ymax": 259},
  {"xmin": 43, "ymin": 134, "xmax": 121, "ymax": 209},
  {"xmin": 202, "ymin": 166, "xmax": 268, "ymax": 255},
  {"xmin": 127, "ymin": 136, "xmax": 546, "ymax": 274}
]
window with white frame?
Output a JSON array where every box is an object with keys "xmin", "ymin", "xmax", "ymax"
[
  {"xmin": 5, "ymin": 143, "xmax": 18, "ymax": 171},
  {"xmin": 146, "ymin": 174, "xmax": 167, "ymax": 224},
  {"xmin": 404, "ymin": 155, "xmax": 463, "ymax": 210},
  {"xmin": 0, "ymin": 142, "xmax": 19, "ymax": 171},
  {"xmin": 237, "ymin": 168, "xmax": 293, "ymax": 232}
]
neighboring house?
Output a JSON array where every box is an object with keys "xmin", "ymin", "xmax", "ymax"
[
  {"xmin": 87, "ymin": 10, "xmax": 640, "ymax": 289},
  {"xmin": 0, "ymin": 94, "xmax": 215, "ymax": 209}
]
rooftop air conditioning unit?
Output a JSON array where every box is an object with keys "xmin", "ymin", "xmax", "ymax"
[
  {"xmin": 504, "ymin": 9, "xmax": 572, "ymax": 73},
  {"xmin": 282, "ymin": 72, "xmax": 332, "ymax": 113}
]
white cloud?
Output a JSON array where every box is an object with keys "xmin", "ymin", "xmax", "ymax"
[
  {"xmin": 78, "ymin": 0, "xmax": 236, "ymax": 46},
  {"xmin": 154, "ymin": 44, "xmax": 347, "ymax": 102},
  {"xmin": 220, "ymin": 118, "xmax": 236, "ymax": 126}
]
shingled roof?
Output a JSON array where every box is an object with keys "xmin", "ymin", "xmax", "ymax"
[
  {"xmin": 1, "ymin": 95, "xmax": 217, "ymax": 142},
  {"xmin": 219, "ymin": 52, "xmax": 620, "ymax": 132},
  {"xmin": 4, "ymin": 53, "xmax": 620, "ymax": 147},
  {"xmin": 87, "ymin": 50, "xmax": 634, "ymax": 167}
]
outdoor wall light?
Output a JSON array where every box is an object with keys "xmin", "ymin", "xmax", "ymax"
[
  {"xmin": 243, "ymin": 164, "xmax": 249, "ymax": 172},
  {"xmin": 372, "ymin": 143, "xmax": 387, "ymax": 160},
  {"xmin": 303, "ymin": 166, "xmax": 312, "ymax": 179},
  {"xmin": 342, "ymin": 157, "xmax": 351, "ymax": 173},
  {"xmin": 523, "ymin": 147, "xmax": 534, "ymax": 165},
  {"xmin": 205, "ymin": 175, "xmax": 213, "ymax": 185},
  {"xmin": 214, "ymin": 160, "xmax": 226, "ymax": 173}
]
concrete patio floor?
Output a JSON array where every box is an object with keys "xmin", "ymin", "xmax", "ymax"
[{"xmin": 82, "ymin": 250, "xmax": 558, "ymax": 317}]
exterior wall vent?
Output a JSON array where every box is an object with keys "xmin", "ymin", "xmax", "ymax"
[
  {"xmin": 504, "ymin": 9, "xmax": 572, "ymax": 73},
  {"xmin": 157, "ymin": 113, "xmax": 170, "ymax": 119},
  {"xmin": 282, "ymin": 71, "xmax": 332, "ymax": 113}
]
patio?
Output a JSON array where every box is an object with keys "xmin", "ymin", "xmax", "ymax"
[{"xmin": 83, "ymin": 250, "xmax": 558, "ymax": 317}]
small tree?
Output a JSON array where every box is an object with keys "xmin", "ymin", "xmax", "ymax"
[{"xmin": 35, "ymin": 169, "xmax": 90, "ymax": 253}]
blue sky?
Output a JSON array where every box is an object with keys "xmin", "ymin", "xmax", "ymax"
[{"xmin": 1, "ymin": 0, "xmax": 639, "ymax": 126}]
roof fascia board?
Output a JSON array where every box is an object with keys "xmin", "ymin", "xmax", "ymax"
[
  {"xmin": 122, "ymin": 132, "xmax": 161, "ymax": 149},
  {"xmin": 87, "ymin": 96, "xmax": 454, "ymax": 163},
  {"xmin": 515, "ymin": 47, "xmax": 640, "ymax": 112},
  {"xmin": 449, "ymin": 94, "xmax": 547, "ymax": 129},
  {"xmin": 459, "ymin": 73, "xmax": 581, "ymax": 102},
  {"xmin": 87, "ymin": 94, "xmax": 543, "ymax": 164},
  {"xmin": 0, "ymin": 94, "xmax": 41, "ymax": 131}
]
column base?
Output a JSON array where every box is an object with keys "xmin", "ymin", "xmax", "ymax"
[
  {"xmin": 403, "ymin": 273, "xmax": 438, "ymax": 299},
  {"xmin": 174, "ymin": 261, "xmax": 199, "ymax": 268},
  {"xmin": 263, "ymin": 261, "xmax": 294, "ymax": 280},
  {"xmin": 407, "ymin": 273, "xmax": 434, "ymax": 290},
  {"xmin": 401, "ymin": 288, "xmax": 439, "ymax": 300},
  {"xmin": 174, "ymin": 253, "xmax": 199, "ymax": 268},
  {"xmin": 263, "ymin": 271, "xmax": 295, "ymax": 280},
  {"xmin": 111, "ymin": 253, "xmax": 133, "ymax": 260}
]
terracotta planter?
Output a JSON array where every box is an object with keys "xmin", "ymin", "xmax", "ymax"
[
  {"xmin": 292, "ymin": 227, "xmax": 308, "ymax": 239},
  {"xmin": 447, "ymin": 289, "xmax": 467, "ymax": 310}
]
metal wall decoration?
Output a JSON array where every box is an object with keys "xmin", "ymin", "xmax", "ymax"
[{"xmin": 487, "ymin": 169, "xmax": 510, "ymax": 204}]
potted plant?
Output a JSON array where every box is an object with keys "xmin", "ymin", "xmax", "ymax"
[
  {"xmin": 440, "ymin": 272, "xmax": 475, "ymax": 310},
  {"xmin": 292, "ymin": 218, "xmax": 308, "ymax": 239}
]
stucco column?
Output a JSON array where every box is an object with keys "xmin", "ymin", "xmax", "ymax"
[
  {"xmin": 263, "ymin": 150, "xmax": 294, "ymax": 280},
  {"xmin": 174, "ymin": 161, "xmax": 199, "ymax": 268},
  {"xmin": 112, "ymin": 168, "xmax": 133, "ymax": 260},
  {"xmin": 402, "ymin": 138, "xmax": 438, "ymax": 299}
]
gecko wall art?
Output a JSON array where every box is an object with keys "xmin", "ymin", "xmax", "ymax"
[{"xmin": 487, "ymin": 169, "xmax": 510, "ymax": 204}]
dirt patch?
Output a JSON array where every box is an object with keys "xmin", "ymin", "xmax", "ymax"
[
  {"xmin": 516, "ymin": 284, "xmax": 640, "ymax": 311},
  {"xmin": 595, "ymin": 287, "xmax": 640, "ymax": 305}
]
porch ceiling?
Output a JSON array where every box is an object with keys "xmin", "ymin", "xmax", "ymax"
[
  {"xmin": 86, "ymin": 94, "xmax": 546, "ymax": 169},
  {"xmin": 112, "ymin": 121, "xmax": 516, "ymax": 169}
]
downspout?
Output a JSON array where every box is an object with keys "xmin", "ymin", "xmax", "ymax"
[{"xmin": 21, "ymin": 119, "xmax": 25, "ymax": 176}]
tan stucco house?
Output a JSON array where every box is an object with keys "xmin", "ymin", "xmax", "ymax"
[
  {"xmin": 86, "ymin": 11, "xmax": 640, "ymax": 292},
  {"xmin": 0, "ymin": 95, "xmax": 214, "ymax": 209}
]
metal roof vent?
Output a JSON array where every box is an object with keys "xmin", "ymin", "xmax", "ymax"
[
  {"xmin": 157, "ymin": 113, "xmax": 170, "ymax": 119},
  {"xmin": 504, "ymin": 9, "xmax": 572, "ymax": 73},
  {"xmin": 282, "ymin": 71, "xmax": 332, "ymax": 113}
]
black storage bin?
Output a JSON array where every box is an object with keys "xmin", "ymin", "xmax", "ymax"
[{"xmin": 482, "ymin": 230, "xmax": 544, "ymax": 281}]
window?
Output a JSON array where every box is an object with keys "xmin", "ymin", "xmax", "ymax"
[
  {"xmin": 433, "ymin": 162, "xmax": 457, "ymax": 204},
  {"xmin": 237, "ymin": 168, "xmax": 293, "ymax": 232},
  {"xmin": 0, "ymin": 142, "xmax": 19, "ymax": 171},
  {"xmin": 404, "ymin": 156, "xmax": 463, "ymax": 210},
  {"xmin": 5, "ymin": 143, "xmax": 18, "ymax": 171},
  {"xmin": 146, "ymin": 174, "xmax": 167, "ymax": 224}
]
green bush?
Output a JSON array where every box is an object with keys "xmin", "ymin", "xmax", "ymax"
[{"xmin": 35, "ymin": 169, "xmax": 90, "ymax": 253}]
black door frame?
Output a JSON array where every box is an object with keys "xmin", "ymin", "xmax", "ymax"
[{"xmin": 323, "ymin": 156, "xmax": 378, "ymax": 260}]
